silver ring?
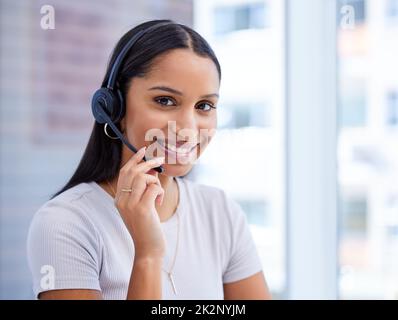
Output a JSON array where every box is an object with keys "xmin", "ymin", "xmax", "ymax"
[
  {"xmin": 121, "ymin": 188, "xmax": 133, "ymax": 193},
  {"xmin": 104, "ymin": 123, "xmax": 119, "ymax": 140}
]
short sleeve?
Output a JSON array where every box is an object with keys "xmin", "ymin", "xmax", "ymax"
[
  {"xmin": 222, "ymin": 196, "xmax": 263, "ymax": 284},
  {"xmin": 26, "ymin": 201, "xmax": 102, "ymax": 298}
]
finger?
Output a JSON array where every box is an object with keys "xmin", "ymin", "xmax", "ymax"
[
  {"xmin": 119, "ymin": 154, "xmax": 164, "ymax": 179},
  {"xmin": 120, "ymin": 146, "xmax": 147, "ymax": 170},
  {"xmin": 141, "ymin": 160, "xmax": 164, "ymax": 204},
  {"xmin": 116, "ymin": 172, "xmax": 160, "ymax": 206},
  {"xmin": 145, "ymin": 170, "xmax": 163, "ymax": 205},
  {"xmin": 141, "ymin": 183, "xmax": 165, "ymax": 207},
  {"xmin": 116, "ymin": 156, "xmax": 163, "ymax": 199},
  {"xmin": 115, "ymin": 157, "xmax": 164, "ymax": 207},
  {"xmin": 128, "ymin": 173, "xmax": 162, "ymax": 205},
  {"xmin": 134, "ymin": 156, "xmax": 165, "ymax": 174}
]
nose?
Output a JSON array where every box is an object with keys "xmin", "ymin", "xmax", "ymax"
[{"xmin": 175, "ymin": 108, "xmax": 198, "ymax": 138}]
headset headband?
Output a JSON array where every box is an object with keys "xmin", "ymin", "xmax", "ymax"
[{"xmin": 106, "ymin": 22, "xmax": 172, "ymax": 90}]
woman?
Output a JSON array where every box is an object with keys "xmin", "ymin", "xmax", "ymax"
[{"xmin": 27, "ymin": 19, "xmax": 271, "ymax": 300}]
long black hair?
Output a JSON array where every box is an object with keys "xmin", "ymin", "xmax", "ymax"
[{"xmin": 50, "ymin": 19, "xmax": 222, "ymax": 200}]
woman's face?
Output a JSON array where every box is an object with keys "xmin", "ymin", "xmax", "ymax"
[{"xmin": 121, "ymin": 48, "xmax": 220, "ymax": 177}]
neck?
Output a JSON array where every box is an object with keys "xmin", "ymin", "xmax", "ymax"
[{"xmin": 155, "ymin": 174, "xmax": 179, "ymax": 222}]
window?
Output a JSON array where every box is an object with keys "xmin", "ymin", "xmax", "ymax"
[
  {"xmin": 386, "ymin": 91, "xmax": 398, "ymax": 126},
  {"xmin": 338, "ymin": 0, "xmax": 366, "ymax": 25},
  {"xmin": 214, "ymin": 2, "xmax": 269, "ymax": 35},
  {"xmin": 195, "ymin": 0, "xmax": 286, "ymax": 298},
  {"xmin": 239, "ymin": 200, "xmax": 269, "ymax": 226},
  {"xmin": 218, "ymin": 102, "xmax": 271, "ymax": 129},
  {"xmin": 337, "ymin": 0, "xmax": 398, "ymax": 299},
  {"xmin": 339, "ymin": 78, "xmax": 367, "ymax": 127},
  {"xmin": 386, "ymin": 0, "xmax": 398, "ymax": 19},
  {"xmin": 340, "ymin": 196, "xmax": 368, "ymax": 236}
]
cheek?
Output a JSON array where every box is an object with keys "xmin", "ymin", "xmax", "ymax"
[
  {"xmin": 202, "ymin": 115, "xmax": 217, "ymax": 140},
  {"xmin": 207, "ymin": 110, "xmax": 217, "ymax": 129},
  {"xmin": 198, "ymin": 125, "xmax": 217, "ymax": 154},
  {"xmin": 211, "ymin": 115, "xmax": 217, "ymax": 131},
  {"xmin": 125, "ymin": 107, "xmax": 164, "ymax": 137}
]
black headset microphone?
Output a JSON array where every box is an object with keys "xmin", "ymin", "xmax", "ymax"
[{"xmin": 91, "ymin": 22, "xmax": 172, "ymax": 174}]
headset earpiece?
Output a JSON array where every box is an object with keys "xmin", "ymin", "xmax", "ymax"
[
  {"xmin": 114, "ymin": 88, "xmax": 125, "ymax": 123},
  {"xmin": 91, "ymin": 88, "xmax": 123, "ymax": 124}
]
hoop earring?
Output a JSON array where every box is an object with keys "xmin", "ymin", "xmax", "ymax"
[{"xmin": 104, "ymin": 123, "xmax": 119, "ymax": 140}]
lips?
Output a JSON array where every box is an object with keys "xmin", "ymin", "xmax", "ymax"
[{"xmin": 156, "ymin": 139, "xmax": 198, "ymax": 154}]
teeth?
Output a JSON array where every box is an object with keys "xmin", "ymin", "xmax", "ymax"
[
  {"xmin": 167, "ymin": 143, "xmax": 190, "ymax": 153},
  {"xmin": 158, "ymin": 140, "xmax": 193, "ymax": 154}
]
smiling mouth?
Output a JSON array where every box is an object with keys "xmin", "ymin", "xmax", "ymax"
[{"xmin": 155, "ymin": 138, "xmax": 199, "ymax": 155}]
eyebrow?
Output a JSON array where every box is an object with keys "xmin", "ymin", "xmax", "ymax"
[{"xmin": 148, "ymin": 86, "xmax": 219, "ymax": 99}]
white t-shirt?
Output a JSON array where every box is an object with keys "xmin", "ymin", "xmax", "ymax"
[{"xmin": 27, "ymin": 177, "xmax": 263, "ymax": 299}]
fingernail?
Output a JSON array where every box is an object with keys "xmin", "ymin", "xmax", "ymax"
[
  {"xmin": 154, "ymin": 156, "xmax": 165, "ymax": 163},
  {"xmin": 138, "ymin": 146, "xmax": 146, "ymax": 154},
  {"xmin": 158, "ymin": 194, "xmax": 164, "ymax": 206},
  {"xmin": 156, "ymin": 195, "xmax": 162, "ymax": 205}
]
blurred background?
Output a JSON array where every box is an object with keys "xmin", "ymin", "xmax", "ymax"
[{"xmin": 0, "ymin": 0, "xmax": 397, "ymax": 299}]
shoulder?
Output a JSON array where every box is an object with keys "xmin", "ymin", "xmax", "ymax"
[
  {"xmin": 27, "ymin": 183, "xmax": 104, "ymax": 298},
  {"xmin": 30, "ymin": 182, "xmax": 94, "ymax": 221},
  {"xmin": 27, "ymin": 182, "xmax": 100, "ymax": 245}
]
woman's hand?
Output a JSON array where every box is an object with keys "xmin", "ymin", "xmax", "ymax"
[{"xmin": 114, "ymin": 146, "xmax": 166, "ymax": 259}]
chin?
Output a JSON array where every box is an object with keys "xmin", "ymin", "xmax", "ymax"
[{"xmin": 159, "ymin": 163, "xmax": 194, "ymax": 178}]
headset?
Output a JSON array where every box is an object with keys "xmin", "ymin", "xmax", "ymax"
[{"xmin": 91, "ymin": 22, "xmax": 172, "ymax": 173}]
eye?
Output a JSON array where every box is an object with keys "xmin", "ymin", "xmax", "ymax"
[
  {"xmin": 154, "ymin": 96, "xmax": 176, "ymax": 107},
  {"xmin": 196, "ymin": 101, "xmax": 216, "ymax": 112}
]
